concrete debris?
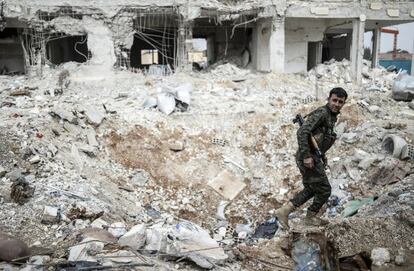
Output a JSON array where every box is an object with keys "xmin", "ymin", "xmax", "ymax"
[
  {"xmin": 41, "ymin": 206, "xmax": 60, "ymax": 224},
  {"xmin": 118, "ymin": 224, "xmax": 146, "ymax": 250},
  {"xmin": 50, "ymin": 108, "xmax": 77, "ymax": 124},
  {"xmin": 395, "ymin": 249, "xmax": 407, "ymax": 266},
  {"xmin": 108, "ymin": 222, "xmax": 127, "ymax": 238},
  {"xmin": 208, "ymin": 170, "xmax": 246, "ymax": 200},
  {"xmin": 145, "ymin": 220, "xmax": 227, "ymax": 269},
  {"xmin": 371, "ymin": 247, "xmax": 391, "ymax": 266},
  {"xmin": 83, "ymin": 105, "xmax": 106, "ymax": 126},
  {"xmin": 68, "ymin": 237, "xmax": 105, "ymax": 262},
  {"xmin": 0, "ymin": 26, "xmax": 414, "ymax": 269}
]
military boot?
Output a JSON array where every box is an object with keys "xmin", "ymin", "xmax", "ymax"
[
  {"xmin": 274, "ymin": 202, "xmax": 295, "ymax": 229},
  {"xmin": 304, "ymin": 210, "xmax": 329, "ymax": 226}
]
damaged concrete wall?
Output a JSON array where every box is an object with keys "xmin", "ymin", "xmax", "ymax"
[{"xmin": 285, "ymin": 18, "xmax": 327, "ymax": 73}]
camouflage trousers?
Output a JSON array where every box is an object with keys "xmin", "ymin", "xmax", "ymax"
[{"xmin": 290, "ymin": 155, "xmax": 331, "ymax": 213}]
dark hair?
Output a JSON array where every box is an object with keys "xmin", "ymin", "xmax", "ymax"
[{"xmin": 329, "ymin": 87, "xmax": 348, "ymax": 100}]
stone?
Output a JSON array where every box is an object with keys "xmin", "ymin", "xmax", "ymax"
[
  {"xmin": 395, "ymin": 249, "xmax": 406, "ymax": 266},
  {"xmin": 118, "ymin": 224, "xmax": 146, "ymax": 250},
  {"xmin": 108, "ymin": 222, "xmax": 127, "ymax": 238},
  {"xmin": 0, "ymin": 166, "xmax": 6, "ymax": 178},
  {"xmin": 169, "ymin": 141, "xmax": 185, "ymax": 151},
  {"xmin": 68, "ymin": 237, "xmax": 104, "ymax": 262},
  {"xmin": 50, "ymin": 108, "xmax": 77, "ymax": 124},
  {"xmin": 29, "ymin": 155, "xmax": 40, "ymax": 164},
  {"xmin": 86, "ymin": 129, "xmax": 99, "ymax": 146},
  {"xmin": 41, "ymin": 206, "xmax": 60, "ymax": 224},
  {"xmin": 341, "ymin": 132, "xmax": 359, "ymax": 144},
  {"xmin": 63, "ymin": 122, "xmax": 81, "ymax": 137},
  {"xmin": 77, "ymin": 143, "xmax": 97, "ymax": 157},
  {"xmin": 91, "ymin": 218, "xmax": 109, "ymax": 229},
  {"xmin": 6, "ymin": 169, "xmax": 22, "ymax": 182},
  {"xmin": 208, "ymin": 170, "xmax": 246, "ymax": 200},
  {"xmin": 84, "ymin": 106, "xmax": 105, "ymax": 126},
  {"xmin": 371, "ymin": 247, "xmax": 391, "ymax": 266}
]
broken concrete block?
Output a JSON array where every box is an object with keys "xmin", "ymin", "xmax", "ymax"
[
  {"xmin": 91, "ymin": 218, "xmax": 109, "ymax": 229},
  {"xmin": 63, "ymin": 122, "xmax": 81, "ymax": 137},
  {"xmin": 50, "ymin": 108, "xmax": 77, "ymax": 124},
  {"xmin": 208, "ymin": 170, "xmax": 246, "ymax": 200},
  {"xmin": 86, "ymin": 129, "xmax": 99, "ymax": 146},
  {"xmin": 108, "ymin": 222, "xmax": 127, "ymax": 238},
  {"xmin": 395, "ymin": 249, "xmax": 406, "ymax": 266},
  {"xmin": 371, "ymin": 247, "xmax": 391, "ymax": 266},
  {"xmin": 169, "ymin": 141, "xmax": 185, "ymax": 151},
  {"xmin": 29, "ymin": 155, "xmax": 40, "ymax": 164},
  {"xmin": 84, "ymin": 106, "xmax": 105, "ymax": 126},
  {"xmin": 68, "ymin": 237, "xmax": 104, "ymax": 262},
  {"xmin": 77, "ymin": 143, "xmax": 97, "ymax": 157},
  {"xmin": 341, "ymin": 132, "xmax": 359, "ymax": 144},
  {"xmin": 118, "ymin": 224, "xmax": 146, "ymax": 250},
  {"xmin": 48, "ymin": 144, "xmax": 58, "ymax": 157},
  {"xmin": 0, "ymin": 232, "xmax": 31, "ymax": 262},
  {"xmin": 41, "ymin": 206, "xmax": 60, "ymax": 224},
  {"xmin": 6, "ymin": 169, "xmax": 22, "ymax": 182}
]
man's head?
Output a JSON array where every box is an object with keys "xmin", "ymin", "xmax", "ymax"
[{"xmin": 327, "ymin": 87, "xmax": 347, "ymax": 113}]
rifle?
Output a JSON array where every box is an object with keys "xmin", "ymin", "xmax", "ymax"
[{"xmin": 293, "ymin": 114, "xmax": 327, "ymax": 168}]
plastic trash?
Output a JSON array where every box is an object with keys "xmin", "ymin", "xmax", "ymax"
[
  {"xmin": 252, "ymin": 217, "xmax": 278, "ymax": 239},
  {"xmin": 157, "ymin": 93, "xmax": 175, "ymax": 115},
  {"xmin": 392, "ymin": 72, "xmax": 414, "ymax": 101},
  {"xmin": 292, "ymin": 238, "xmax": 323, "ymax": 271}
]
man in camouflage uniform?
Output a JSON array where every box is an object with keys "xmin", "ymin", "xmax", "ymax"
[{"xmin": 274, "ymin": 87, "xmax": 348, "ymax": 228}]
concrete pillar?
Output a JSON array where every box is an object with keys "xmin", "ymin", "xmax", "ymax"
[
  {"xmin": 270, "ymin": 16, "xmax": 285, "ymax": 73},
  {"xmin": 350, "ymin": 17, "xmax": 365, "ymax": 84},
  {"xmin": 371, "ymin": 27, "xmax": 381, "ymax": 68},
  {"xmin": 253, "ymin": 16, "xmax": 285, "ymax": 72}
]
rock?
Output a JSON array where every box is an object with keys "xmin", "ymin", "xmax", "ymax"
[
  {"xmin": 68, "ymin": 237, "xmax": 104, "ymax": 262},
  {"xmin": 395, "ymin": 249, "xmax": 406, "ymax": 266},
  {"xmin": 48, "ymin": 144, "xmax": 58, "ymax": 156},
  {"xmin": 77, "ymin": 143, "xmax": 97, "ymax": 157},
  {"xmin": 208, "ymin": 170, "xmax": 246, "ymax": 200},
  {"xmin": 118, "ymin": 224, "xmax": 146, "ymax": 250},
  {"xmin": 91, "ymin": 218, "xmax": 109, "ymax": 229},
  {"xmin": 29, "ymin": 155, "xmax": 40, "ymax": 164},
  {"xmin": 0, "ymin": 166, "xmax": 6, "ymax": 178},
  {"xmin": 86, "ymin": 129, "xmax": 99, "ymax": 146},
  {"xmin": 371, "ymin": 247, "xmax": 391, "ymax": 266},
  {"xmin": 0, "ymin": 233, "xmax": 31, "ymax": 262},
  {"xmin": 63, "ymin": 122, "xmax": 81, "ymax": 137},
  {"xmin": 50, "ymin": 108, "xmax": 77, "ymax": 124},
  {"xmin": 108, "ymin": 222, "xmax": 127, "ymax": 238},
  {"xmin": 169, "ymin": 141, "xmax": 185, "ymax": 151},
  {"xmin": 341, "ymin": 132, "xmax": 359, "ymax": 144},
  {"xmin": 84, "ymin": 106, "xmax": 105, "ymax": 126},
  {"xmin": 41, "ymin": 206, "xmax": 60, "ymax": 224},
  {"xmin": 6, "ymin": 169, "xmax": 22, "ymax": 182}
]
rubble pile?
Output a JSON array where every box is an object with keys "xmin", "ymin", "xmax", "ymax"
[{"xmin": 0, "ymin": 59, "xmax": 413, "ymax": 270}]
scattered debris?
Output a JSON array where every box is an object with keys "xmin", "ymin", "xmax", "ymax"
[{"xmin": 208, "ymin": 170, "xmax": 246, "ymax": 200}]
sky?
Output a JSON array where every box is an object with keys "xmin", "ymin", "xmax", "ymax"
[{"xmin": 364, "ymin": 22, "xmax": 414, "ymax": 53}]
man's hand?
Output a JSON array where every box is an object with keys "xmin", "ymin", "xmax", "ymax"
[{"xmin": 304, "ymin": 157, "xmax": 314, "ymax": 169}]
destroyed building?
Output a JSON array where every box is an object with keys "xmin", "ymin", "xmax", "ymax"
[
  {"xmin": 2, "ymin": 1, "xmax": 414, "ymax": 79},
  {"xmin": 1, "ymin": 0, "xmax": 414, "ymax": 270}
]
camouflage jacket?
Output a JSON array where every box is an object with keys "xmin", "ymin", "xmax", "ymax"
[{"xmin": 297, "ymin": 105, "xmax": 339, "ymax": 159}]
